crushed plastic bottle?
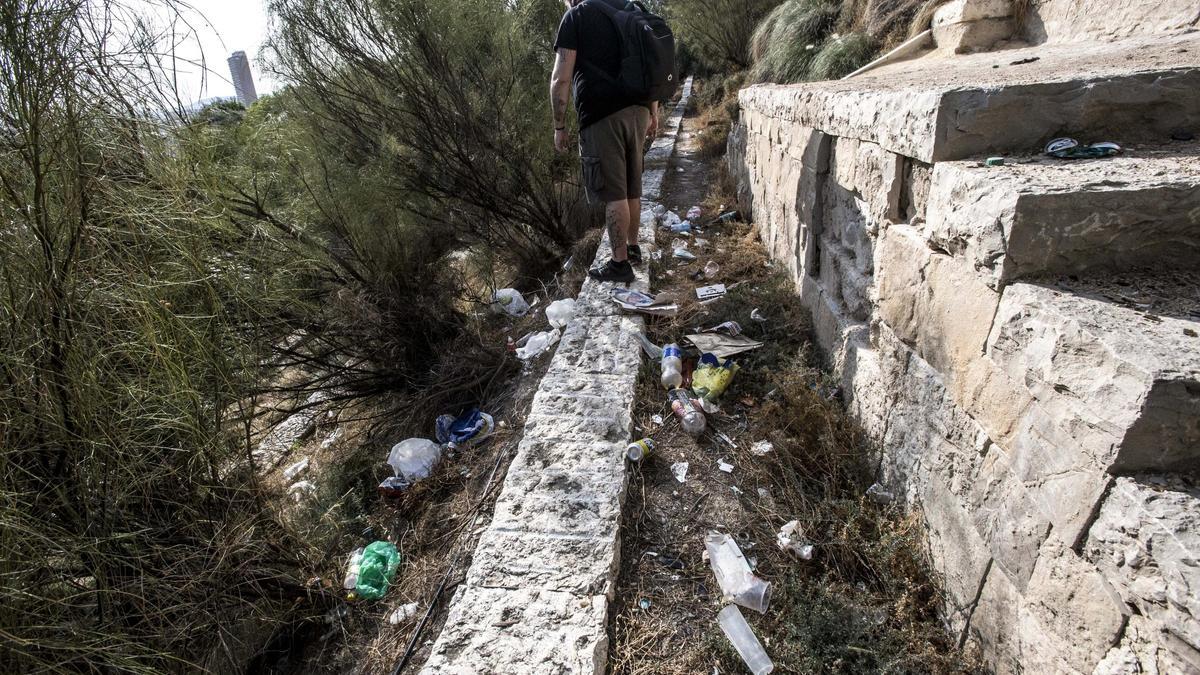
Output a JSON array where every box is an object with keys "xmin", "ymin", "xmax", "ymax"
[
  {"xmin": 661, "ymin": 344, "xmax": 683, "ymax": 389},
  {"xmin": 718, "ymin": 605, "xmax": 775, "ymax": 675},
  {"xmin": 515, "ymin": 329, "xmax": 560, "ymax": 360},
  {"xmin": 669, "ymin": 388, "xmax": 707, "ymax": 436},
  {"xmin": 705, "ymin": 531, "xmax": 771, "ymax": 613}
]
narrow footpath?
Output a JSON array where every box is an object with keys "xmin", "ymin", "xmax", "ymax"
[{"xmin": 419, "ymin": 79, "xmax": 695, "ymax": 674}]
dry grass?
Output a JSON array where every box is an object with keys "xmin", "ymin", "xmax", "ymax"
[{"xmin": 606, "ymin": 135, "xmax": 980, "ymax": 673}]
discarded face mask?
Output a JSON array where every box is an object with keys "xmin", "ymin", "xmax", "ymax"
[
  {"xmin": 692, "ymin": 353, "xmax": 740, "ymax": 402},
  {"xmin": 435, "ymin": 408, "xmax": 495, "ymax": 449}
]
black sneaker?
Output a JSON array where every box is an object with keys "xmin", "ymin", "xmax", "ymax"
[
  {"xmin": 627, "ymin": 244, "xmax": 643, "ymax": 265},
  {"xmin": 588, "ymin": 259, "xmax": 635, "ymax": 283}
]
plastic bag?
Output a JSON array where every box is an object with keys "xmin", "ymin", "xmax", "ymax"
[
  {"xmin": 387, "ymin": 438, "xmax": 442, "ymax": 484},
  {"xmin": 516, "ymin": 329, "xmax": 560, "ymax": 360},
  {"xmin": 355, "ymin": 541, "xmax": 401, "ymax": 600},
  {"xmin": 435, "ymin": 409, "xmax": 495, "ymax": 448},
  {"xmin": 692, "ymin": 353, "xmax": 740, "ymax": 401},
  {"xmin": 545, "ymin": 298, "xmax": 577, "ymax": 329},
  {"xmin": 491, "ymin": 288, "xmax": 529, "ymax": 317}
]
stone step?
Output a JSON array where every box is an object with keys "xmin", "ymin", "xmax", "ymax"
[
  {"xmin": 921, "ymin": 143, "xmax": 1200, "ymax": 287},
  {"xmin": 738, "ymin": 31, "xmax": 1200, "ymax": 163}
]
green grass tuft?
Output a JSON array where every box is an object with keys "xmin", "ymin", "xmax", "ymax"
[
  {"xmin": 809, "ymin": 31, "xmax": 878, "ymax": 80},
  {"xmin": 750, "ymin": 0, "xmax": 841, "ymax": 84}
]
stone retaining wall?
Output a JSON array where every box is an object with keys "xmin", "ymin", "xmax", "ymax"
[
  {"xmin": 421, "ymin": 78, "xmax": 692, "ymax": 674},
  {"xmin": 729, "ymin": 65, "xmax": 1200, "ymax": 674}
]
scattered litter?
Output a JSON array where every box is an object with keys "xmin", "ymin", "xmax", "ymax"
[
  {"xmin": 353, "ymin": 541, "xmax": 401, "ymax": 601},
  {"xmin": 673, "ymin": 247, "xmax": 697, "ymax": 261},
  {"xmin": 715, "ymin": 431, "xmax": 737, "ymax": 449},
  {"xmin": 731, "ymin": 485, "xmax": 744, "ymax": 495},
  {"xmin": 669, "ymin": 389, "xmax": 707, "ymax": 436},
  {"xmin": 776, "ymin": 520, "xmax": 814, "ymax": 560},
  {"xmin": 288, "ymin": 480, "xmax": 316, "ymax": 500},
  {"xmin": 693, "ymin": 354, "xmax": 740, "ymax": 402},
  {"xmin": 1045, "ymin": 137, "xmax": 1121, "ymax": 159},
  {"xmin": 435, "ymin": 409, "xmax": 495, "ymax": 448},
  {"xmin": 611, "ymin": 288, "xmax": 680, "ymax": 316},
  {"xmin": 687, "ymin": 206, "xmax": 703, "ymax": 221},
  {"xmin": 718, "ymin": 605, "xmax": 775, "ymax": 675},
  {"xmin": 705, "ymin": 532, "xmax": 771, "ymax": 613},
  {"xmin": 757, "ymin": 487, "xmax": 770, "ymax": 499},
  {"xmin": 671, "ymin": 461, "xmax": 690, "ymax": 483},
  {"xmin": 694, "ymin": 238, "xmax": 709, "ymax": 248},
  {"xmin": 866, "ymin": 482, "xmax": 895, "ymax": 505},
  {"xmin": 515, "ymin": 329, "xmax": 560, "ymax": 360},
  {"xmin": 637, "ymin": 329, "xmax": 664, "ymax": 360},
  {"xmin": 1009, "ymin": 56, "xmax": 1039, "ymax": 65},
  {"xmin": 342, "ymin": 546, "xmax": 365, "ymax": 591},
  {"xmin": 545, "ymin": 298, "xmax": 577, "ymax": 328},
  {"xmin": 387, "ymin": 438, "xmax": 442, "ymax": 486},
  {"xmin": 377, "ymin": 476, "xmax": 409, "ymax": 498},
  {"xmin": 696, "ymin": 284, "xmax": 726, "ymax": 301},
  {"xmin": 716, "ymin": 210, "xmax": 740, "ymax": 224},
  {"xmin": 562, "ymin": 254, "xmax": 576, "ymax": 271},
  {"xmin": 670, "ymin": 237, "xmax": 689, "ymax": 251},
  {"xmin": 685, "ymin": 332, "xmax": 764, "ymax": 359},
  {"xmin": 320, "ymin": 427, "xmax": 344, "ymax": 450},
  {"xmin": 626, "ymin": 438, "xmax": 654, "ymax": 462},
  {"xmin": 638, "ymin": 598, "xmax": 652, "ymax": 610},
  {"xmin": 750, "ymin": 440, "xmax": 774, "ymax": 456},
  {"xmin": 985, "ymin": 157, "xmax": 1005, "ymax": 167},
  {"xmin": 671, "ymin": 220, "xmax": 693, "ymax": 234},
  {"xmin": 283, "ymin": 458, "xmax": 310, "ymax": 481},
  {"xmin": 389, "ymin": 602, "xmax": 420, "ymax": 625},
  {"xmin": 705, "ymin": 321, "xmax": 742, "ymax": 336},
  {"xmin": 697, "ymin": 397, "xmax": 720, "ymax": 414},
  {"xmin": 651, "ymin": 414, "xmax": 664, "ymax": 426},
  {"xmin": 718, "ymin": 458, "xmax": 734, "ymax": 473},
  {"xmin": 704, "ymin": 261, "xmax": 721, "ymax": 279},
  {"xmin": 490, "ymin": 288, "xmax": 529, "ymax": 316},
  {"xmin": 750, "ymin": 308, "xmax": 767, "ymax": 322}
]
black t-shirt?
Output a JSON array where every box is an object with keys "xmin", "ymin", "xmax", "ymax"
[{"xmin": 554, "ymin": 0, "xmax": 646, "ymax": 130}]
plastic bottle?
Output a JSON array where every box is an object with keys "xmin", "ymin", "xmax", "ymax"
[
  {"xmin": 342, "ymin": 546, "xmax": 365, "ymax": 590},
  {"xmin": 660, "ymin": 344, "xmax": 683, "ymax": 389},
  {"xmin": 717, "ymin": 605, "xmax": 775, "ymax": 675},
  {"xmin": 668, "ymin": 388, "xmax": 706, "ymax": 436}
]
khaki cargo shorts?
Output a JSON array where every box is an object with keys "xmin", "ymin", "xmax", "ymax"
[{"xmin": 578, "ymin": 105, "xmax": 651, "ymax": 204}]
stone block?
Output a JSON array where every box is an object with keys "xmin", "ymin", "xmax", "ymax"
[
  {"xmin": 926, "ymin": 157, "xmax": 1200, "ymax": 287},
  {"xmin": 1093, "ymin": 616, "xmax": 1200, "ymax": 675},
  {"xmin": 1083, "ymin": 475, "xmax": 1200, "ymax": 653},
  {"xmin": 1024, "ymin": 535, "xmax": 1130, "ymax": 673},
  {"xmin": 970, "ymin": 566, "xmax": 1085, "ymax": 675},
  {"xmin": 965, "ymin": 445, "xmax": 1052, "ymax": 590},
  {"xmin": 933, "ymin": 17, "xmax": 1014, "ymax": 54},
  {"xmin": 875, "ymin": 224, "xmax": 1000, "ymax": 380},
  {"xmin": 920, "ymin": 479, "xmax": 994, "ymax": 635},
  {"xmin": 465, "ymin": 528, "xmax": 620, "ymax": 598},
  {"xmin": 988, "ymin": 281, "xmax": 1200, "ymax": 474},
  {"xmin": 420, "ymin": 586, "xmax": 608, "ymax": 675},
  {"xmin": 545, "ymin": 315, "xmax": 643, "ymax": 381},
  {"xmin": 829, "ymin": 137, "xmax": 903, "ymax": 223}
]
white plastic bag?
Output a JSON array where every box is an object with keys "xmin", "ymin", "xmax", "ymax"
[
  {"xmin": 545, "ymin": 299, "xmax": 577, "ymax": 329},
  {"xmin": 491, "ymin": 288, "xmax": 530, "ymax": 317},
  {"xmin": 516, "ymin": 329, "xmax": 560, "ymax": 360},
  {"xmin": 387, "ymin": 438, "xmax": 442, "ymax": 484}
]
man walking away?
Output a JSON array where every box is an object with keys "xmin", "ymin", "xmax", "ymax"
[{"xmin": 551, "ymin": 0, "xmax": 660, "ymax": 283}]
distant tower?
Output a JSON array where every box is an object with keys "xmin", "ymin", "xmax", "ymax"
[{"xmin": 227, "ymin": 51, "xmax": 258, "ymax": 106}]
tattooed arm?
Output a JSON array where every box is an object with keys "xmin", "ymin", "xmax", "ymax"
[{"xmin": 550, "ymin": 47, "xmax": 576, "ymax": 152}]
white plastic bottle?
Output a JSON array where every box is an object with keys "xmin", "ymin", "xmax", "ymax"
[
  {"xmin": 342, "ymin": 546, "xmax": 365, "ymax": 590},
  {"xmin": 661, "ymin": 344, "xmax": 683, "ymax": 389}
]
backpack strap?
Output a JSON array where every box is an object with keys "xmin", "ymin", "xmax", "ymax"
[{"xmin": 573, "ymin": 0, "xmax": 628, "ymax": 87}]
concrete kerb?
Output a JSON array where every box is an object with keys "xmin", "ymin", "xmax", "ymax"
[{"xmin": 420, "ymin": 77, "xmax": 694, "ymax": 675}]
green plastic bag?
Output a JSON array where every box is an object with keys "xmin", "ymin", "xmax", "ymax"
[{"xmin": 355, "ymin": 541, "xmax": 401, "ymax": 600}]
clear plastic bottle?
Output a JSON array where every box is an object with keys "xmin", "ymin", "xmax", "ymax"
[
  {"xmin": 342, "ymin": 546, "xmax": 365, "ymax": 590},
  {"xmin": 668, "ymin": 388, "xmax": 706, "ymax": 436},
  {"xmin": 661, "ymin": 344, "xmax": 683, "ymax": 389}
]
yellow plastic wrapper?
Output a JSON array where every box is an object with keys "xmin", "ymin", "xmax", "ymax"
[{"xmin": 692, "ymin": 353, "xmax": 739, "ymax": 401}]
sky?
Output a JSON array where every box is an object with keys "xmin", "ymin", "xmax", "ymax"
[{"xmin": 138, "ymin": 0, "xmax": 279, "ymax": 104}]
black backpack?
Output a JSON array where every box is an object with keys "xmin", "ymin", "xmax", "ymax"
[{"xmin": 582, "ymin": 0, "xmax": 677, "ymax": 101}]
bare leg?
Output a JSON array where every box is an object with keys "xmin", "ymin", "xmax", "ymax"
[
  {"xmin": 606, "ymin": 199, "xmax": 631, "ymax": 262},
  {"xmin": 625, "ymin": 197, "xmax": 641, "ymax": 249}
]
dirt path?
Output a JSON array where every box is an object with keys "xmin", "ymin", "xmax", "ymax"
[{"xmin": 606, "ymin": 97, "xmax": 977, "ymax": 674}]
